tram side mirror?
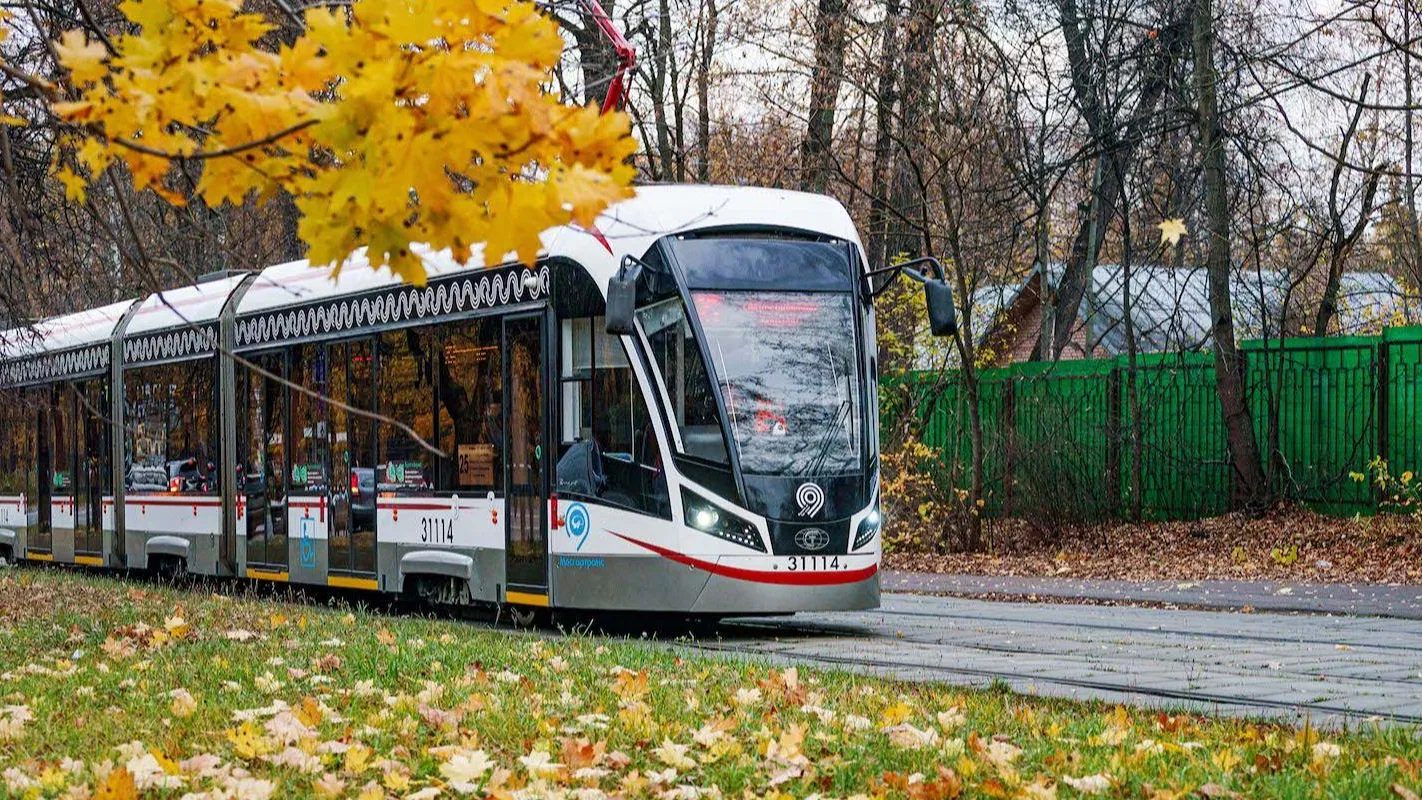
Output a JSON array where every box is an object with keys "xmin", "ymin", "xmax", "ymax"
[
  {"xmin": 923, "ymin": 279, "xmax": 958, "ymax": 337},
  {"xmin": 865, "ymin": 255, "xmax": 958, "ymax": 338},
  {"xmin": 606, "ymin": 255, "xmax": 646, "ymax": 336}
]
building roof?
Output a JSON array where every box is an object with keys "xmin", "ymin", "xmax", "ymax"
[{"xmin": 977, "ymin": 262, "xmax": 1415, "ymax": 357}]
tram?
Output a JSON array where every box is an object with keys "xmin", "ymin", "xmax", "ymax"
[{"xmin": 0, "ymin": 185, "xmax": 956, "ymax": 615}]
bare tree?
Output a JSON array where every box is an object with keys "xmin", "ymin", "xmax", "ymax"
[
  {"xmin": 800, "ymin": 0, "xmax": 849, "ymax": 192},
  {"xmin": 1192, "ymin": 0, "xmax": 1271, "ymax": 510}
]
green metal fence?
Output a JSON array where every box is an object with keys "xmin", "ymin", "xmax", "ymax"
[{"xmin": 891, "ymin": 324, "xmax": 1422, "ymax": 519}]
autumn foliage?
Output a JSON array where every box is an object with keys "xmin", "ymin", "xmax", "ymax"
[{"xmin": 3, "ymin": 0, "xmax": 637, "ymax": 283}]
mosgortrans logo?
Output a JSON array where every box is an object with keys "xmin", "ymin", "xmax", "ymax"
[{"xmin": 564, "ymin": 502, "xmax": 591, "ymax": 551}]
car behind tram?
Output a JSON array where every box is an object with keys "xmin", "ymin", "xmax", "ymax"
[{"xmin": 0, "ymin": 185, "xmax": 955, "ymax": 616}]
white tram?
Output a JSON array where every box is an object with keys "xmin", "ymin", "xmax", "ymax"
[{"xmin": 0, "ymin": 185, "xmax": 955, "ymax": 615}]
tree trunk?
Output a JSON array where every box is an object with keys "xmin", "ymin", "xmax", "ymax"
[
  {"xmin": 1407, "ymin": 2, "xmax": 1422, "ymax": 290},
  {"xmin": 695, "ymin": 0, "xmax": 718, "ymax": 183},
  {"xmin": 884, "ymin": 0, "xmax": 937, "ymax": 262},
  {"xmin": 800, "ymin": 0, "xmax": 848, "ymax": 193},
  {"xmin": 1312, "ymin": 77, "xmax": 1381, "ymax": 336},
  {"xmin": 1192, "ymin": 0, "xmax": 1271, "ymax": 512},
  {"xmin": 650, "ymin": 0, "xmax": 676, "ymax": 181},
  {"xmin": 1044, "ymin": 5, "xmax": 1184, "ymax": 359},
  {"xmin": 568, "ymin": 0, "xmax": 619, "ymax": 109},
  {"xmin": 865, "ymin": 0, "xmax": 902, "ymax": 272}
]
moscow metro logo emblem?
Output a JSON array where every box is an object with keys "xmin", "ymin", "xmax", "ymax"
[{"xmin": 794, "ymin": 527, "xmax": 830, "ymax": 551}]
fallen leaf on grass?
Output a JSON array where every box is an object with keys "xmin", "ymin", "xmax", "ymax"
[
  {"xmin": 1062, "ymin": 773, "xmax": 1113, "ymax": 794},
  {"xmin": 93, "ymin": 767, "xmax": 137, "ymax": 800},
  {"xmin": 169, "ymin": 688, "xmax": 197, "ymax": 718}
]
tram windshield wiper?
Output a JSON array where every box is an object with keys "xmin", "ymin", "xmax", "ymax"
[{"xmin": 804, "ymin": 398, "xmax": 852, "ymax": 477}]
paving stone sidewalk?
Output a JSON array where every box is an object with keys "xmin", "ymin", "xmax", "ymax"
[
  {"xmin": 711, "ymin": 592, "xmax": 1422, "ymax": 727},
  {"xmin": 882, "ymin": 570, "xmax": 1422, "ymax": 618}
]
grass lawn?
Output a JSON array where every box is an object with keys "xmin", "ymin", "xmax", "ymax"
[{"xmin": 0, "ymin": 568, "xmax": 1417, "ymax": 799}]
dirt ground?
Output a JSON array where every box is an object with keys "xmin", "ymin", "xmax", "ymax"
[{"xmin": 885, "ymin": 507, "xmax": 1422, "ymax": 584}]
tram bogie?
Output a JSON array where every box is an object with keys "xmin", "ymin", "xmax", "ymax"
[{"xmin": 0, "ymin": 185, "xmax": 953, "ymax": 616}]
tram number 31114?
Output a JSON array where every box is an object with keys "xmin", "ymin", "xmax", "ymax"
[
  {"xmin": 785, "ymin": 555, "xmax": 843, "ymax": 572},
  {"xmin": 421, "ymin": 518, "xmax": 455, "ymax": 545}
]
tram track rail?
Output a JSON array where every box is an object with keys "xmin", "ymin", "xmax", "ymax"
[{"xmin": 840, "ymin": 604, "xmax": 1422, "ymax": 655}]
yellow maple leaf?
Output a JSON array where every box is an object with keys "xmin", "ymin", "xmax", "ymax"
[
  {"xmin": 227, "ymin": 720, "xmax": 274, "ymax": 759},
  {"xmin": 55, "ymin": 30, "xmax": 109, "ymax": 85},
  {"xmin": 94, "ymin": 767, "xmax": 138, "ymax": 800},
  {"xmin": 295, "ymin": 695, "xmax": 323, "ymax": 727},
  {"xmin": 1158, "ymin": 218, "xmax": 1188, "ymax": 246},
  {"xmin": 54, "ymin": 166, "xmax": 87, "ymax": 203},
  {"xmin": 37, "ymin": 0, "xmax": 636, "ymax": 284}
]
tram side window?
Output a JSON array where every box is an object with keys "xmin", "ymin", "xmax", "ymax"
[
  {"xmin": 0, "ymin": 393, "xmax": 18, "ymax": 496},
  {"xmin": 0, "ymin": 391, "xmax": 35, "ymax": 514},
  {"xmin": 289, "ymin": 344, "xmax": 329, "ymax": 494},
  {"xmin": 377, "ymin": 327, "xmax": 436, "ymax": 495},
  {"xmin": 638, "ymin": 299, "xmax": 729, "ymax": 464},
  {"xmin": 124, "ymin": 360, "xmax": 219, "ymax": 494},
  {"xmin": 434, "ymin": 319, "xmax": 502, "ymax": 493},
  {"xmin": 557, "ymin": 317, "xmax": 670, "ymax": 518},
  {"xmin": 72, "ymin": 380, "xmax": 108, "ymax": 554},
  {"xmin": 50, "ymin": 384, "xmax": 74, "ymax": 503}
]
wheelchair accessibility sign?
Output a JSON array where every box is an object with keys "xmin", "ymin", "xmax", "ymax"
[
  {"xmin": 564, "ymin": 502, "xmax": 591, "ymax": 552},
  {"xmin": 299, "ymin": 517, "xmax": 317, "ymax": 569}
]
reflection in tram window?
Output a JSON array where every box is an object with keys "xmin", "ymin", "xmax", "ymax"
[
  {"xmin": 73, "ymin": 381, "xmax": 108, "ymax": 555},
  {"xmin": 638, "ymin": 298, "xmax": 729, "ymax": 463},
  {"xmin": 435, "ymin": 319, "xmax": 502, "ymax": 493},
  {"xmin": 49, "ymin": 384, "xmax": 74, "ymax": 509},
  {"xmin": 504, "ymin": 319, "xmax": 544, "ymax": 574},
  {"xmin": 289, "ymin": 343, "xmax": 329, "ymax": 494},
  {"xmin": 377, "ymin": 328, "xmax": 436, "ymax": 495},
  {"xmin": 237, "ymin": 355, "xmax": 286, "ymax": 567},
  {"xmin": 124, "ymin": 360, "xmax": 219, "ymax": 495},
  {"xmin": 557, "ymin": 317, "xmax": 670, "ymax": 518},
  {"xmin": 328, "ymin": 338, "xmax": 376, "ymax": 575},
  {"xmin": 32, "ymin": 389, "xmax": 52, "ymax": 552},
  {"xmin": 690, "ymin": 291, "xmax": 861, "ymax": 476},
  {"xmin": 32, "ymin": 389, "xmax": 50, "ymax": 551},
  {"xmin": 0, "ymin": 391, "xmax": 33, "ymax": 501}
]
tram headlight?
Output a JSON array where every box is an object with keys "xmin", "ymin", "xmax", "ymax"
[
  {"xmin": 692, "ymin": 507, "xmax": 720, "ymax": 530},
  {"xmin": 681, "ymin": 489, "xmax": 765, "ymax": 552},
  {"xmin": 853, "ymin": 506, "xmax": 882, "ymax": 551}
]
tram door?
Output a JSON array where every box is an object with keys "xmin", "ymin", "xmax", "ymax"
[
  {"xmin": 326, "ymin": 339, "xmax": 376, "ymax": 577},
  {"xmin": 503, "ymin": 314, "xmax": 548, "ymax": 595},
  {"xmin": 33, "ymin": 389, "xmax": 52, "ymax": 555}
]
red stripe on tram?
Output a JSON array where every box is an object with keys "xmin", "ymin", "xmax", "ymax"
[
  {"xmin": 379, "ymin": 502, "xmax": 455, "ymax": 512},
  {"xmin": 610, "ymin": 532, "xmax": 878, "ymax": 586},
  {"xmin": 125, "ymin": 496, "xmax": 223, "ymax": 507}
]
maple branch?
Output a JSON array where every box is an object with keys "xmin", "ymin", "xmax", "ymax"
[
  {"xmin": 0, "ymin": 61, "xmax": 57, "ymax": 100},
  {"xmin": 72, "ymin": 0, "xmax": 117, "ymax": 57},
  {"xmin": 111, "ymin": 119, "xmax": 319, "ymax": 162}
]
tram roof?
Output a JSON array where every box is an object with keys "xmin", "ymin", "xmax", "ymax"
[
  {"xmin": 3, "ymin": 184, "xmax": 857, "ymax": 360},
  {"xmin": 0, "ymin": 298, "xmax": 137, "ymax": 358},
  {"xmin": 126, "ymin": 272, "xmax": 252, "ymax": 336},
  {"xmin": 237, "ymin": 184, "xmax": 859, "ymax": 313}
]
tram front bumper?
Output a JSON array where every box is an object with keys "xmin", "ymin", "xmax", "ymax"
[{"xmin": 688, "ymin": 554, "xmax": 880, "ymax": 614}]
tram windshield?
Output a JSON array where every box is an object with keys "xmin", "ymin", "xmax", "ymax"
[{"xmin": 690, "ymin": 291, "xmax": 860, "ymax": 476}]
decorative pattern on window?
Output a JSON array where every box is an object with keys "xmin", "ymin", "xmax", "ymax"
[
  {"xmin": 123, "ymin": 324, "xmax": 219, "ymax": 365},
  {"xmin": 235, "ymin": 263, "xmax": 550, "ymax": 349},
  {"xmin": 0, "ymin": 344, "xmax": 110, "ymax": 387}
]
